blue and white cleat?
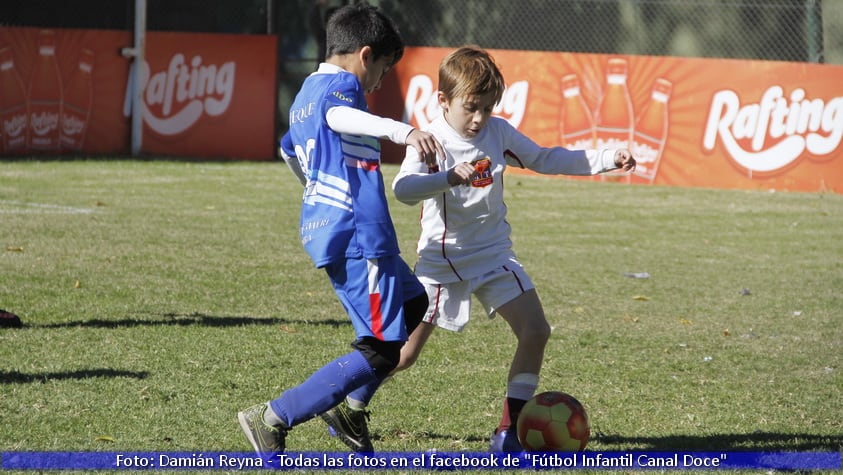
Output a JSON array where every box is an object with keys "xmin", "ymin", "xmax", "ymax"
[{"xmin": 489, "ymin": 428, "xmax": 523, "ymax": 452}]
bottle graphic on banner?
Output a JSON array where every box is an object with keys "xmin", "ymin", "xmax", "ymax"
[
  {"xmin": 0, "ymin": 47, "xmax": 29, "ymax": 154},
  {"xmin": 631, "ymin": 78, "xmax": 672, "ymax": 184},
  {"xmin": 28, "ymin": 30, "xmax": 63, "ymax": 152},
  {"xmin": 61, "ymin": 49, "xmax": 94, "ymax": 151},
  {"xmin": 560, "ymin": 74, "xmax": 595, "ymax": 150},
  {"xmin": 595, "ymin": 58, "xmax": 634, "ymax": 182}
]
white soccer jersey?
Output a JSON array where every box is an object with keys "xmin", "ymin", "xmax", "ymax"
[{"xmin": 393, "ymin": 115, "xmax": 619, "ymax": 284}]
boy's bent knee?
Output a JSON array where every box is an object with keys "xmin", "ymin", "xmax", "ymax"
[
  {"xmin": 352, "ymin": 337, "xmax": 402, "ymax": 378},
  {"xmin": 518, "ymin": 318, "xmax": 551, "ymax": 345}
]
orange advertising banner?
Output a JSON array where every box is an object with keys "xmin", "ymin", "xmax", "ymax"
[
  {"xmin": 369, "ymin": 47, "xmax": 843, "ymax": 193},
  {"xmin": 0, "ymin": 27, "xmax": 131, "ymax": 155},
  {"xmin": 0, "ymin": 27, "xmax": 276, "ymax": 159},
  {"xmin": 140, "ymin": 31, "xmax": 277, "ymax": 159}
]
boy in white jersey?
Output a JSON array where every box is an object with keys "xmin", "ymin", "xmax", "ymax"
[{"xmin": 388, "ymin": 45, "xmax": 636, "ymax": 451}]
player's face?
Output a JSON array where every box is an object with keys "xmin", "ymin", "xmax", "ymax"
[
  {"xmin": 439, "ymin": 91, "xmax": 496, "ymax": 139},
  {"xmin": 361, "ymin": 52, "xmax": 395, "ymax": 94}
]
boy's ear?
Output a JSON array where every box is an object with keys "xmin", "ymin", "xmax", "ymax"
[
  {"xmin": 437, "ymin": 91, "xmax": 450, "ymax": 111},
  {"xmin": 358, "ymin": 46, "xmax": 373, "ymax": 66}
]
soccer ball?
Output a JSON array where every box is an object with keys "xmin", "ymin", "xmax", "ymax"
[{"xmin": 516, "ymin": 391, "xmax": 590, "ymax": 451}]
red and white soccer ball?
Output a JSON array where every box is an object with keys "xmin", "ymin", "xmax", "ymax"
[{"xmin": 516, "ymin": 391, "xmax": 590, "ymax": 451}]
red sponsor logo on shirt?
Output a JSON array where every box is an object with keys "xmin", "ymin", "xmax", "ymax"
[{"xmin": 471, "ymin": 158, "xmax": 493, "ymax": 187}]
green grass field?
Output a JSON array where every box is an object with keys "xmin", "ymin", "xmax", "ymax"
[{"xmin": 1, "ymin": 160, "xmax": 841, "ymax": 474}]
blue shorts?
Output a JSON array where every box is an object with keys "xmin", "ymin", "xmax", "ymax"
[{"xmin": 325, "ymin": 255, "xmax": 424, "ymax": 342}]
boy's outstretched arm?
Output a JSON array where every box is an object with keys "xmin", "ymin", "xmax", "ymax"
[{"xmin": 326, "ymin": 106, "xmax": 443, "ymax": 164}]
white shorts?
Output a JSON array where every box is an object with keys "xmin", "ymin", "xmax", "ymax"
[{"xmin": 420, "ymin": 260, "xmax": 534, "ymax": 332}]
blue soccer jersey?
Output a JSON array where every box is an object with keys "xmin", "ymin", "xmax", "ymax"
[{"xmin": 281, "ymin": 64, "xmax": 401, "ymax": 269}]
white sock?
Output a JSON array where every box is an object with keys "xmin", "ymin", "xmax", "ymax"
[
  {"xmin": 262, "ymin": 403, "xmax": 285, "ymax": 426},
  {"xmin": 507, "ymin": 373, "xmax": 539, "ymax": 401},
  {"xmin": 345, "ymin": 397, "xmax": 366, "ymax": 411}
]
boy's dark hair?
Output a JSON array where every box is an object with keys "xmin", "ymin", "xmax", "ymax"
[{"xmin": 325, "ymin": 3, "xmax": 404, "ymax": 65}]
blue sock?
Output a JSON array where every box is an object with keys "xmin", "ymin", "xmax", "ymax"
[
  {"xmin": 346, "ymin": 378, "xmax": 382, "ymax": 407},
  {"xmin": 269, "ymin": 350, "xmax": 376, "ymax": 427}
]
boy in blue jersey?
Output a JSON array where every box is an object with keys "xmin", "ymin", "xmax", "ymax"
[{"xmin": 237, "ymin": 3, "xmax": 444, "ymax": 457}]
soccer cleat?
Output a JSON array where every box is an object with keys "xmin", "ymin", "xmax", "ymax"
[
  {"xmin": 489, "ymin": 428, "xmax": 523, "ymax": 452},
  {"xmin": 320, "ymin": 402, "xmax": 374, "ymax": 452},
  {"xmin": 237, "ymin": 403, "xmax": 287, "ymax": 458}
]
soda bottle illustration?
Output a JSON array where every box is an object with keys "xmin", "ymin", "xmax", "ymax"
[
  {"xmin": 559, "ymin": 74, "xmax": 595, "ymax": 150},
  {"xmin": 28, "ymin": 30, "xmax": 63, "ymax": 152},
  {"xmin": 631, "ymin": 78, "xmax": 672, "ymax": 184},
  {"xmin": 595, "ymin": 58, "xmax": 634, "ymax": 182},
  {"xmin": 0, "ymin": 47, "xmax": 29, "ymax": 154},
  {"xmin": 60, "ymin": 49, "xmax": 94, "ymax": 151}
]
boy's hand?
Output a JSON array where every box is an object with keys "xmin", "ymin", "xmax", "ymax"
[
  {"xmin": 614, "ymin": 149, "xmax": 636, "ymax": 172},
  {"xmin": 447, "ymin": 162, "xmax": 475, "ymax": 186},
  {"xmin": 406, "ymin": 129, "xmax": 445, "ymax": 167}
]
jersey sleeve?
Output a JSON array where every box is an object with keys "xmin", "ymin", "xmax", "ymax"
[
  {"xmin": 321, "ymin": 71, "xmax": 414, "ymax": 144},
  {"xmin": 497, "ymin": 119, "xmax": 618, "ymax": 175},
  {"xmin": 326, "ymin": 106, "xmax": 414, "ymax": 145},
  {"xmin": 392, "ymin": 146, "xmax": 451, "ymax": 205}
]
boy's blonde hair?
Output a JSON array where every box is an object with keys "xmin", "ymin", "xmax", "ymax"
[{"xmin": 438, "ymin": 46, "xmax": 505, "ymax": 104}]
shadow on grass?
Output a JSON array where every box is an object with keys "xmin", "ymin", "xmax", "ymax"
[
  {"xmin": 595, "ymin": 432, "xmax": 843, "ymax": 451},
  {"xmin": 27, "ymin": 312, "xmax": 351, "ymax": 329},
  {"xmin": 0, "ymin": 369, "xmax": 149, "ymax": 384},
  {"xmin": 373, "ymin": 431, "xmax": 489, "ymax": 445},
  {"xmin": 375, "ymin": 431, "xmax": 842, "ymax": 452}
]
